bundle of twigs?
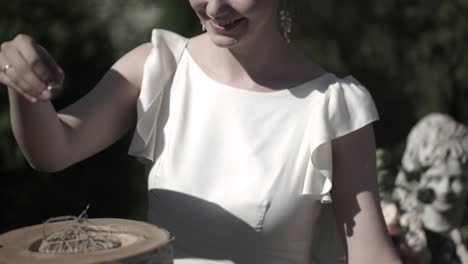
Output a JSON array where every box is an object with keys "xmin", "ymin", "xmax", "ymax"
[{"xmin": 38, "ymin": 205, "xmax": 122, "ymax": 254}]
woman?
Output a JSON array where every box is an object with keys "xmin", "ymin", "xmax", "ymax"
[{"xmin": 0, "ymin": 0, "xmax": 401, "ymax": 263}]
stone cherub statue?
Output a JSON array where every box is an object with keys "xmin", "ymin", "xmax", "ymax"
[
  {"xmin": 394, "ymin": 113, "xmax": 468, "ymax": 233},
  {"xmin": 393, "ymin": 113, "xmax": 468, "ymax": 263}
]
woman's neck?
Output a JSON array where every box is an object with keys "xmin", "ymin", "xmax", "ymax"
[
  {"xmin": 228, "ymin": 29, "xmax": 290, "ymax": 72},
  {"xmin": 188, "ymin": 29, "xmax": 321, "ymax": 91},
  {"xmin": 212, "ymin": 31, "xmax": 288, "ymax": 75}
]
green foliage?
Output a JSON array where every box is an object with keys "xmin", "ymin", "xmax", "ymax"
[
  {"xmin": 376, "ymin": 148, "xmax": 393, "ymax": 169},
  {"xmin": 294, "ymin": 0, "xmax": 468, "ymax": 146},
  {"xmin": 376, "ymin": 148, "xmax": 397, "ymax": 199}
]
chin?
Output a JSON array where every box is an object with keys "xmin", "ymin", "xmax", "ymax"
[
  {"xmin": 208, "ymin": 34, "xmax": 240, "ymax": 48},
  {"xmin": 204, "ymin": 20, "xmax": 249, "ymax": 49}
]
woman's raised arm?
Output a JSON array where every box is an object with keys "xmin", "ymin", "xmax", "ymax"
[
  {"xmin": 331, "ymin": 124, "xmax": 402, "ymax": 264},
  {"xmin": 2, "ymin": 34, "xmax": 152, "ymax": 172}
]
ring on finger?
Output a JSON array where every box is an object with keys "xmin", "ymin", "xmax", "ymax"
[{"xmin": 1, "ymin": 64, "xmax": 12, "ymax": 73}]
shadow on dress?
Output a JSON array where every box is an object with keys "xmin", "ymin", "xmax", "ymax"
[{"xmin": 147, "ymin": 189, "xmax": 264, "ymax": 263}]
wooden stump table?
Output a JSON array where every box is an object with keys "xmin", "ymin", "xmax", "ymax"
[{"xmin": 0, "ymin": 218, "xmax": 173, "ymax": 264}]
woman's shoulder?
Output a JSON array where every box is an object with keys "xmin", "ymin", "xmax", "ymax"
[
  {"xmin": 119, "ymin": 29, "xmax": 188, "ymax": 67},
  {"xmin": 149, "ymin": 28, "xmax": 188, "ymax": 51},
  {"xmin": 326, "ymin": 75, "xmax": 376, "ymax": 102},
  {"xmin": 111, "ymin": 29, "xmax": 188, "ymax": 90}
]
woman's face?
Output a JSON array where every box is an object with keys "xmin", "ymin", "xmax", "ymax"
[{"xmin": 189, "ymin": 0, "xmax": 281, "ymax": 47}]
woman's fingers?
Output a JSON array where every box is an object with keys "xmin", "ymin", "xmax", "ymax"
[
  {"xmin": 0, "ymin": 34, "xmax": 64, "ymax": 101},
  {"xmin": 13, "ymin": 34, "xmax": 56, "ymax": 84},
  {"xmin": 16, "ymin": 35, "xmax": 65, "ymax": 89},
  {"xmin": 15, "ymin": 42, "xmax": 50, "ymax": 91},
  {"xmin": 15, "ymin": 35, "xmax": 64, "ymax": 93},
  {"xmin": 0, "ymin": 51, "xmax": 34, "ymax": 96},
  {"xmin": 26, "ymin": 43, "xmax": 65, "ymax": 100},
  {"xmin": 0, "ymin": 71, "xmax": 39, "ymax": 103},
  {"xmin": 0, "ymin": 45, "xmax": 45, "ymax": 98}
]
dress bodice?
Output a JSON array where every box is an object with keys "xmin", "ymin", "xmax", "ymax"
[{"xmin": 128, "ymin": 29, "xmax": 379, "ymax": 264}]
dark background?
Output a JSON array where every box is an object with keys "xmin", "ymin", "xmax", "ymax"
[{"xmin": 1, "ymin": 0, "xmax": 467, "ymax": 233}]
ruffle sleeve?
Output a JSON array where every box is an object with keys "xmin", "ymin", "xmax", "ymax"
[
  {"xmin": 128, "ymin": 29, "xmax": 187, "ymax": 162},
  {"xmin": 303, "ymin": 75, "xmax": 380, "ymax": 203}
]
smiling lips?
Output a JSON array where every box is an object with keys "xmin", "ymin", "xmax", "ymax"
[{"xmin": 209, "ymin": 17, "xmax": 245, "ymax": 32}]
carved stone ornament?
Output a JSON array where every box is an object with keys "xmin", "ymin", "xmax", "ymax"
[{"xmin": 394, "ymin": 113, "xmax": 468, "ymax": 233}]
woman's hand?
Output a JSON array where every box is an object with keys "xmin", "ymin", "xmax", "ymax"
[{"xmin": 0, "ymin": 34, "xmax": 64, "ymax": 103}]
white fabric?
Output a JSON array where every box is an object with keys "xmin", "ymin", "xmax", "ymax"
[
  {"xmin": 128, "ymin": 29, "xmax": 379, "ymax": 264},
  {"xmin": 128, "ymin": 29, "xmax": 187, "ymax": 161}
]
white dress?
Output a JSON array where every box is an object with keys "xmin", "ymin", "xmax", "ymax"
[{"xmin": 128, "ymin": 29, "xmax": 379, "ymax": 264}]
